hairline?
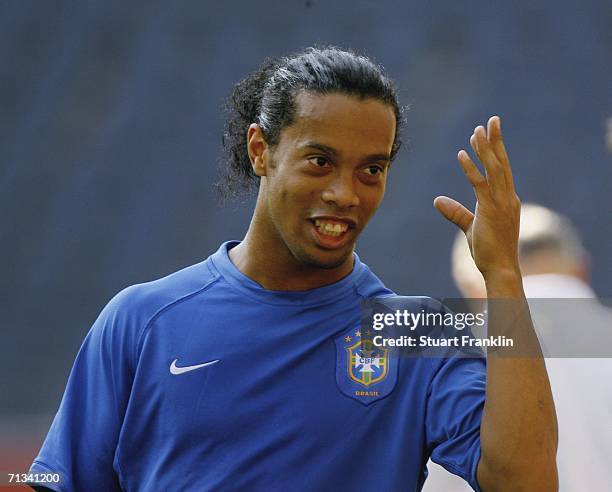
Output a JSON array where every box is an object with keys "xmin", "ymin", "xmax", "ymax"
[{"xmin": 262, "ymin": 88, "xmax": 400, "ymax": 159}]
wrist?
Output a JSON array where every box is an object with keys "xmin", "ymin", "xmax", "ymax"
[
  {"xmin": 483, "ymin": 268, "xmax": 524, "ymax": 298},
  {"xmin": 483, "ymin": 267, "xmax": 522, "ymax": 283}
]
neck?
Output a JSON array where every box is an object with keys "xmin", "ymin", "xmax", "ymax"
[{"xmin": 229, "ymin": 203, "xmax": 354, "ymax": 291}]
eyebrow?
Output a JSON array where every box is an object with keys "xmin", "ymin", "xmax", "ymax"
[{"xmin": 300, "ymin": 141, "xmax": 391, "ymax": 162}]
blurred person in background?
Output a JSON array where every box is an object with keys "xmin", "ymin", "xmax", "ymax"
[{"xmin": 424, "ymin": 203, "xmax": 612, "ymax": 492}]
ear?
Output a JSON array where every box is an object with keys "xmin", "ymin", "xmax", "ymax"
[{"xmin": 247, "ymin": 124, "xmax": 269, "ymax": 177}]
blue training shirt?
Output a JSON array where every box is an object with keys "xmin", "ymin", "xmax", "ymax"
[{"xmin": 29, "ymin": 241, "xmax": 485, "ymax": 491}]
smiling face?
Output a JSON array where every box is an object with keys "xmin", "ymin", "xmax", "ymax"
[{"xmin": 248, "ymin": 91, "xmax": 397, "ymax": 273}]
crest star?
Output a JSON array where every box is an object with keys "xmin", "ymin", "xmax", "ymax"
[
  {"xmin": 344, "ymin": 335, "xmax": 352, "ymax": 342},
  {"xmin": 355, "ymin": 330, "xmax": 361, "ymax": 337}
]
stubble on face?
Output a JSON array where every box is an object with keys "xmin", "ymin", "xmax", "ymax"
[
  {"xmin": 265, "ymin": 157, "xmax": 352, "ymax": 271},
  {"xmin": 263, "ymin": 151, "xmax": 356, "ymax": 272}
]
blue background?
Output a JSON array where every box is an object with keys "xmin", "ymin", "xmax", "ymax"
[{"xmin": 1, "ymin": 0, "xmax": 611, "ymax": 473}]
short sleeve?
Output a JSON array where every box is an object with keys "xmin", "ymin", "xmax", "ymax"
[
  {"xmin": 28, "ymin": 287, "xmax": 141, "ymax": 492},
  {"xmin": 425, "ymin": 355, "xmax": 486, "ymax": 492}
]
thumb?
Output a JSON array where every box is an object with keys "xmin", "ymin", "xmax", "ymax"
[{"xmin": 433, "ymin": 196, "xmax": 474, "ymax": 233}]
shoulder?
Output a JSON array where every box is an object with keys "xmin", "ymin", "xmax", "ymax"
[
  {"xmin": 102, "ymin": 258, "xmax": 219, "ymax": 325},
  {"xmin": 90, "ymin": 258, "xmax": 220, "ymax": 354},
  {"xmin": 353, "ymin": 259, "xmax": 395, "ymax": 298},
  {"xmin": 353, "ymin": 258, "xmax": 448, "ymax": 311}
]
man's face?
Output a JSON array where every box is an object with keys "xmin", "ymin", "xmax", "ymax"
[{"xmin": 255, "ymin": 91, "xmax": 397, "ymax": 270}]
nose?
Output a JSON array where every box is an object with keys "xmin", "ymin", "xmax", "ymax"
[{"xmin": 321, "ymin": 170, "xmax": 360, "ymax": 209}]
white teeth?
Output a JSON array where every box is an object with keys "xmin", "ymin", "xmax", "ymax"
[{"xmin": 313, "ymin": 219, "xmax": 349, "ymax": 237}]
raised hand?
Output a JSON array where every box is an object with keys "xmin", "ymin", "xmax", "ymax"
[{"xmin": 434, "ymin": 116, "xmax": 521, "ymax": 280}]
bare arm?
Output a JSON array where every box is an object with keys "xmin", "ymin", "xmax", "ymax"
[{"xmin": 434, "ymin": 116, "xmax": 558, "ymax": 491}]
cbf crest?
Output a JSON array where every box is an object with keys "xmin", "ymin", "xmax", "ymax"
[
  {"xmin": 347, "ymin": 339, "xmax": 388, "ymax": 386},
  {"xmin": 334, "ymin": 327, "xmax": 398, "ymax": 405}
]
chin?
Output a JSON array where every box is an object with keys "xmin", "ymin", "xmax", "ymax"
[{"xmin": 295, "ymin": 248, "xmax": 353, "ymax": 270}]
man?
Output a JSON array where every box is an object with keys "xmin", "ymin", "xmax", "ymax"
[
  {"xmin": 28, "ymin": 47, "xmax": 557, "ymax": 491},
  {"xmin": 426, "ymin": 203, "xmax": 612, "ymax": 491}
]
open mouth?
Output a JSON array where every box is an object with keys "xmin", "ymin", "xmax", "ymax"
[
  {"xmin": 309, "ymin": 217, "xmax": 356, "ymax": 249},
  {"xmin": 313, "ymin": 218, "xmax": 350, "ymax": 237}
]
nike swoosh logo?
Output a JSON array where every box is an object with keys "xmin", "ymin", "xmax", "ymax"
[{"xmin": 170, "ymin": 358, "xmax": 219, "ymax": 375}]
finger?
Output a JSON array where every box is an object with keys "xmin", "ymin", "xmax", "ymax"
[
  {"xmin": 487, "ymin": 116, "xmax": 515, "ymax": 192},
  {"xmin": 457, "ymin": 150, "xmax": 491, "ymax": 203},
  {"xmin": 433, "ymin": 195, "xmax": 475, "ymax": 233},
  {"xmin": 471, "ymin": 126, "xmax": 506, "ymax": 198}
]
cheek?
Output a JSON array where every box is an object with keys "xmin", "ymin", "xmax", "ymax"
[
  {"xmin": 279, "ymin": 175, "xmax": 318, "ymax": 204},
  {"xmin": 270, "ymin": 178, "xmax": 313, "ymax": 226},
  {"xmin": 360, "ymin": 185, "xmax": 386, "ymax": 216}
]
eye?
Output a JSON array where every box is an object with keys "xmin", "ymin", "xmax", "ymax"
[
  {"xmin": 308, "ymin": 156, "xmax": 331, "ymax": 167},
  {"xmin": 363, "ymin": 165, "xmax": 385, "ymax": 176}
]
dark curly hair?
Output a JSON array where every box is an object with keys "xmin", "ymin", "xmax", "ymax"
[{"xmin": 218, "ymin": 46, "xmax": 405, "ymax": 198}]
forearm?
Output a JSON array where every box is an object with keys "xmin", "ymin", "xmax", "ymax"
[{"xmin": 477, "ymin": 269, "xmax": 558, "ymax": 492}]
